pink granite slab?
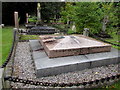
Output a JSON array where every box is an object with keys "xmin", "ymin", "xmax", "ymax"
[{"xmin": 39, "ymin": 35, "xmax": 111, "ymax": 58}]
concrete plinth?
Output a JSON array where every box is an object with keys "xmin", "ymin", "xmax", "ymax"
[{"xmin": 29, "ymin": 40, "xmax": 120, "ymax": 78}]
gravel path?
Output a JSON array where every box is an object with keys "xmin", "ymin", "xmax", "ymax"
[{"xmin": 11, "ymin": 42, "xmax": 120, "ymax": 88}]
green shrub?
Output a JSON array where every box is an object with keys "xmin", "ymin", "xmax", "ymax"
[
  {"xmin": 67, "ymin": 29, "xmax": 76, "ymax": 34},
  {"xmin": 28, "ymin": 16, "xmax": 37, "ymax": 23}
]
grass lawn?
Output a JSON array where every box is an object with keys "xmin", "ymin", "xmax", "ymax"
[
  {"xmin": 20, "ymin": 34, "xmax": 39, "ymax": 40},
  {"xmin": 105, "ymin": 32, "xmax": 120, "ymax": 50},
  {"xmin": 0, "ymin": 27, "xmax": 13, "ymax": 66},
  {"xmin": 104, "ymin": 80, "xmax": 120, "ymax": 89}
]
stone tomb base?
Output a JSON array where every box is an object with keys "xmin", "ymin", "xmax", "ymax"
[
  {"xmin": 39, "ymin": 35, "xmax": 111, "ymax": 58},
  {"xmin": 29, "ymin": 40, "xmax": 120, "ymax": 78}
]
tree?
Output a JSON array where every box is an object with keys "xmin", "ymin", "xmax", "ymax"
[
  {"xmin": 61, "ymin": 2, "xmax": 119, "ymax": 34},
  {"xmin": 99, "ymin": 2, "xmax": 118, "ymax": 33},
  {"xmin": 40, "ymin": 2, "xmax": 65, "ymax": 23},
  {"xmin": 61, "ymin": 2, "xmax": 102, "ymax": 34}
]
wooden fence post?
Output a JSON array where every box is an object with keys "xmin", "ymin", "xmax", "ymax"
[{"xmin": 14, "ymin": 11, "xmax": 19, "ymax": 29}]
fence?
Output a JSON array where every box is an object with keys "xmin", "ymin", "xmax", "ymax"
[{"xmin": 0, "ymin": 28, "xmax": 19, "ymax": 89}]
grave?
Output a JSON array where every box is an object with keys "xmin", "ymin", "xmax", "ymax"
[
  {"xmin": 27, "ymin": 26, "xmax": 57, "ymax": 35},
  {"xmin": 39, "ymin": 35, "xmax": 111, "ymax": 58},
  {"xmin": 29, "ymin": 35, "xmax": 120, "ymax": 77}
]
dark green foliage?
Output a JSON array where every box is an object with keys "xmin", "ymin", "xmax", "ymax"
[
  {"xmin": 28, "ymin": 16, "xmax": 37, "ymax": 23},
  {"xmin": 40, "ymin": 2, "xmax": 65, "ymax": 23},
  {"xmin": 61, "ymin": 2, "xmax": 119, "ymax": 35}
]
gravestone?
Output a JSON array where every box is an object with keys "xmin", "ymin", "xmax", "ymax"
[
  {"xmin": 71, "ymin": 24, "xmax": 76, "ymax": 32},
  {"xmin": 14, "ymin": 12, "xmax": 19, "ymax": 29},
  {"xmin": 26, "ymin": 13, "xmax": 29, "ymax": 24},
  {"xmin": 83, "ymin": 28, "xmax": 89, "ymax": 36}
]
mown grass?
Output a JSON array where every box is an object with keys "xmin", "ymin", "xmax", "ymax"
[
  {"xmin": 19, "ymin": 35, "xmax": 39, "ymax": 40},
  {"xmin": 105, "ymin": 32, "xmax": 120, "ymax": 50},
  {"xmin": 1, "ymin": 27, "xmax": 13, "ymax": 66}
]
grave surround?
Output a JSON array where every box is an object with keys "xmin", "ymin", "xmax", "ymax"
[{"xmin": 29, "ymin": 40, "xmax": 120, "ymax": 78}]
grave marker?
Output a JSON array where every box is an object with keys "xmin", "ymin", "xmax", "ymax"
[
  {"xmin": 26, "ymin": 13, "xmax": 29, "ymax": 24},
  {"xmin": 83, "ymin": 28, "xmax": 89, "ymax": 36}
]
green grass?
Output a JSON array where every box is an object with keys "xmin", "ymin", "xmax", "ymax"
[
  {"xmin": 20, "ymin": 35, "xmax": 39, "ymax": 40},
  {"xmin": 105, "ymin": 32, "xmax": 120, "ymax": 50},
  {"xmin": 0, "ymin": 27, "xmax": 13, "ymax": 66},
  {"xmin": 101, "ymin": 80, "xmax": 120, "ymax": 89}
]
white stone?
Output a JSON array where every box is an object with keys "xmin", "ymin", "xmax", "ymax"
[
  {"xmin": 0, "ymin": 68, "xmax": 4, "ymax": 90},
  {"xmin": 1, "ymin": 24, "xmax": 4, "ymax": 27},
  {"xmin": 83, "ymin": 28, "xmax": 89, "ymax": 36},
  {"xmin": 71, "ymin": 24, "xmax": 76, "ymax": 32},
  {"xmin": 0, "ymin": 25, "xmax": 2, "ymax": 29}
]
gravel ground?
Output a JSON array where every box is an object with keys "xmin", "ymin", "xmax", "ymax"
[{"xmin": 11, "ymin": 42, "xmax": 120, "ymax": 88}]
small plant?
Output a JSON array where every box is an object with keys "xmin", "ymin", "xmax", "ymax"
[
  {"xmin": 67, "ymin": 29, "xmax": 76, "ymax": 34},
  {"xmin": 28, "ymin": 16, "xmax": 37, "ymax": 23}
]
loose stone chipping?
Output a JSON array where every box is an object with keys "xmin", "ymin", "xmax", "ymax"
[{"xmin": 11, "ymin": 42, "xmax": 120, "ymax": 88}]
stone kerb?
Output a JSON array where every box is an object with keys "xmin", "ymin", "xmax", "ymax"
[
  {"xmin": 0, "ymin": 68, "xmax": 4, "ymax": 90},
  {"xmin": 0, "ymin": 24, "xmax": 4, "ymax": 29},
  {"xmin": 0, "ymin": 25, "xmax": 2, "ymax": 29}
]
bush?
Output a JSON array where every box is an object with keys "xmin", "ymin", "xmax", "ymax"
[
  {"xmin": 67, "ymin": 29, "xmax": 76, "ymax": 34},
  {"xmin": 28, "ymin": 16, "xmax": 37, "ymax": 23}
]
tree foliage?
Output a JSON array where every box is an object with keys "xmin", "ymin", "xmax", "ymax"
[
  {"xmin": 61, "ymin": 2, "xmax": 119, "ymax": 34},
  {"xmin": 40, "ymin": 2, "xmax": 65, "ymax": 23}
]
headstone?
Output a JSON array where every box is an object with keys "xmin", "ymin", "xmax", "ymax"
[
  {"xmin": 26, "ymin": 13, "xmax": 29, "ymax": 24},
  {"xmin": 0, "ymin": 68, "xmax": 4, "ymax": 90},
  {"xmin": 83, "ymin": 28, "xmax": 89, "ymax": 36},
  {"xmin": 71, "ymin": 23, "xmax": 76, "ymax": 32},
  {"xmin": 14, "ymin": 12, "xmax": 19, "ymax": 29},
  {"xmin": 37, "ymin": 3, "xmax": 41, "ymax": 21}
]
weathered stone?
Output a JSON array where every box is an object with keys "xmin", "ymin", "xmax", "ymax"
[
  {"xmin": 0, "ymin": 68, "xmax": 4, "ymax": 90},
  {"xmin": 39, "ymin": 35, "xmax": 111, "ymax": 58}
]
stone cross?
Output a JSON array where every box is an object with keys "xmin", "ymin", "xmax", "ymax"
[
  {"xmin": 14, "ymin": 11, "xmax": 19, "ymax": 29},
  {"xmin": 26, "ymin": 13, "xmax": 29, "ymax": 24},
  {"xmin": 83, "ymin": 28, "xmax": 89, "ymax": 36}
]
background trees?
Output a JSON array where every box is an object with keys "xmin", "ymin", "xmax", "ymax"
[
  {"xmin": 60, "ymin": 2, "xmax": 119, "ymax": 34},
  {"xmin": 2, "ymin": 2, "xmax": 119, "ymax": 35},
  {"xmin": 2, "ymin": 2, "xmax": 37, "ymax": 25},
  {"xmin": 2, "ymin": 2, "xmax": 65, "ymax": 25}
]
